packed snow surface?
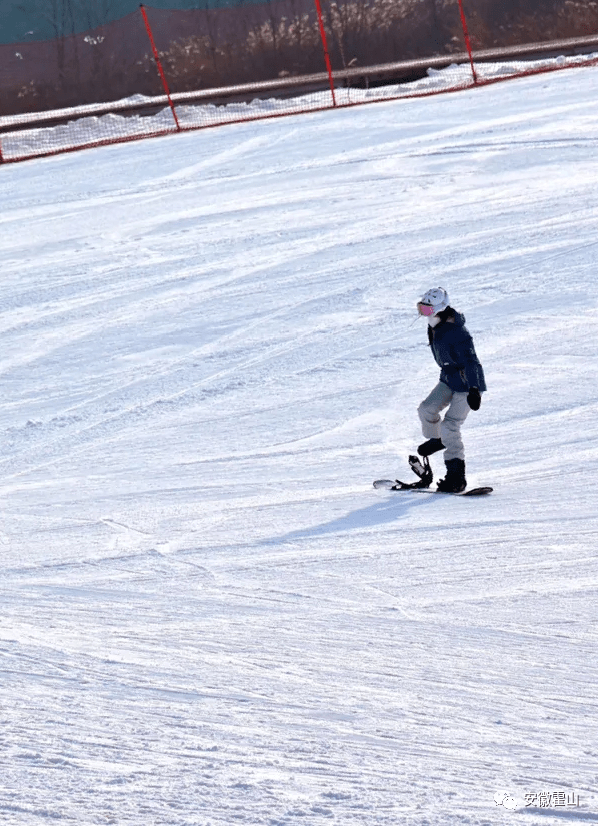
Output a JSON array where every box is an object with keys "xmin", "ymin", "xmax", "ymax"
[{"xmin": 1, "ymin": 65, "xmax": 598, "ymax": 825}]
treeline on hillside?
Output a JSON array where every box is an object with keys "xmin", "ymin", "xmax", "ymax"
[
  {"xmin": 2, "ymin": 0, "xmax": 598, "ymax": 117},
  {"xmin": 459, "ymin": 0, "xmax": 598, "ymax": 47}
]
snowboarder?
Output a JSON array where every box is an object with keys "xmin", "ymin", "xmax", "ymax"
[{"xmin": 416, "ymin": 287, "xmax": 486, "ymax": 493}]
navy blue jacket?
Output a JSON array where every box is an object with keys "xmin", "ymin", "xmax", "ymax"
[{"xmin": 427, "ymin": 308, "xmax": 486, "ymax": 393}]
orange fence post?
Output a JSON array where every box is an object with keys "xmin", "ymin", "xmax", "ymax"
[
  {"xmin": 457, "ymin": 0, "xmax": 478, "ymax": 85},
  {"xmin": 139, "ymin": 4, "xmax": 182, "ymax": 131},
  {"xmin": 313, "ymin": 0, "xmax": 337, "ymax": 107}
]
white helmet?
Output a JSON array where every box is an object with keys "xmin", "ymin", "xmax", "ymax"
[{"xmin": 417, "ymin": 287, "xmax": 449, "ymax": 316}]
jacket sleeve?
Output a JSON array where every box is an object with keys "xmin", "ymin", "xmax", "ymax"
[{"xmin": 454, "ymin": 329, "xmax": 486, "ymax": 391}]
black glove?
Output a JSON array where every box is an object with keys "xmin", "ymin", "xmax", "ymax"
[{"xmin": 467, "ymin": 387, "xmax": 481, "ymax": 411}]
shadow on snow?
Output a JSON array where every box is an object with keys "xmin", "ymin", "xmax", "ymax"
[{"xmin": 268, "ymin": 491, "xmax": 432, "ymax": 545}]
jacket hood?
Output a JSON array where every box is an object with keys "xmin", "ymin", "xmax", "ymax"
[{"xmin": 437, "ymin": 307, "xmax": 465, "ymax": 326}]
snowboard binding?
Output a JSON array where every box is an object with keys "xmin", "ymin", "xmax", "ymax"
[{"xmin": 389, "ymin": 455, "xmax": 433, "ymax": 490}]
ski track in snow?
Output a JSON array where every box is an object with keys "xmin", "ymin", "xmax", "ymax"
[{"xmin": 1, "ymin": 68, "xmax": 598, "ymax": 825}]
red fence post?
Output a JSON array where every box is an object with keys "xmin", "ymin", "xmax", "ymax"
[
  {"xmin": 139, "ymin": 4, "xmax": 181, "ymax": 131},
  {"xmin": 313, "ymin": 0, "xmax": 337, "ymax": 107},
  {"xmin": 0, "ymin": 142, "xmax": 4, "ymax": 164},
  {"xmin": 457, "ymin": 0, "xmax": 478, "ymax": 85}
]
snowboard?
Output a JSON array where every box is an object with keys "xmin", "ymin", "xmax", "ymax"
[{"xmin": 373, "ymin": 479, "xmax": 493, "ymax": 496}]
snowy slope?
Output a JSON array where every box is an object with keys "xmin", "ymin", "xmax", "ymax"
[{"xmin": 0, "ymin": 65, "xmax": 597, "ymax": 825}]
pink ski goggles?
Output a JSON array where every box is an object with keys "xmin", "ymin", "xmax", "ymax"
[{"xmin": 417, "ymin": 302, "xmax": 436, "ymax": 317}]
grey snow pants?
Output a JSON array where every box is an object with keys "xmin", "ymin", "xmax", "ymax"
[{"xmin": 418, "ymin": 381, "xmax": 470, "ymax": 462}]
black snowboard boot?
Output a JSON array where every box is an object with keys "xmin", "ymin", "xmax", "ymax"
[
  {"xmin": 437, "ymin": 458, "xmax": 466, "ymax": 493},
  {"xmin": 418, "ymin": 437, "xmax": 445, "ymax": 457}
]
